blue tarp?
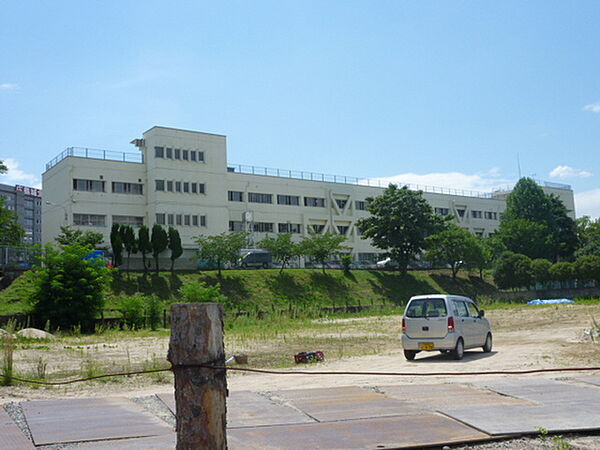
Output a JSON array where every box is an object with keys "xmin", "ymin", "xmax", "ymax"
[{"xmin": 527, "ymin": 298, "xmax": 575, "ymax": 305}]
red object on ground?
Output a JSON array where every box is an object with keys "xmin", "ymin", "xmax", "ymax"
[{"xmin": 294, "ymin": 351, "xmax": 325, "ymax": 364}]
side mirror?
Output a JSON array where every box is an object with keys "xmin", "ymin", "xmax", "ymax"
[{"xmin": 478, "ymin": 310, "xmax": 485, "ymax": 318}]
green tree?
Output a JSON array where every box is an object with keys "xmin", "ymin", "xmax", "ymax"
[
  {"xmin": 122, "ymin": 225, "xmax": 138, "ymax": 271},
  {"xmin": 356, "ymin": 185, "xmax": 445, "ymax": 274},
  {"xmin": 179, "ymin": 280, "xmax": 228, "ymax": 304},
  {"xmin": 195, "ymin": 232, "xmax": 248, "ymax": 277},
  {"xmin": 576, "ymin": 216, "xmax": 600, "ymax": 258},
  {"xmin": 110, "ymin": 223, "xmax": 123, "ymax": 268},
  {"xmin": 137, "ymin": 225, "xmax": 152, "ymax": 273},
  {"xmin": 493, "ymin": 252, "xmax": 533, "ymax": 290},
  {"xmin": 0, "ymin": 160, "xmax": 7, "ymax": 173},
  {"xmin": 259, "ymin": 233, "xmax": 299, "ymax": 274},
  {"xmin": 547, "ymin": 195, "xmax": 578, "ymax": 260},
  {"xmin": 0, "ymin": 161, "xmax": 25, "ymax": 245},
  {"xmin": 31, "ymin": 244, "xmax": 112, "ymax": 331},
  {"xmin": 299, "ymin": 232, "xmax": 347, "ymax": 274},
  {"xmin": 496, "ymin": 218, "xmax": 556, "ymax": 260},
  {"xmin": 55, "ymin": 225, "xmax": 104, "ymax": 248},
  {"xmin": 549, "ymin": 262, "xmax": 575, "ymax": 287},
  {"xmin": 168, "ymin": 227, "xmax": 183, "ymax": 272},
  {"xmin": 574, "ymin": 255, "xmax": 600, "ymax": 285},
  {"xmin": 425, "ymin": 223, "xmax": 480, "ymax": 280},
  {"xmin": 531, "ymin": 258, "xmax": 552, "ymax": 285},
  {"xmin": 151, "ymin": 224, "xmax": 169, "ymax": 273},
  {"xmin": 468, "ymin": 237, "xmax": 493, "ymax": 279}
]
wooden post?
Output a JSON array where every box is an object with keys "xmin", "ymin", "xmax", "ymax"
[{"xmin": 167, "ymin": 303, "xmax": 227, "ymax": 449}]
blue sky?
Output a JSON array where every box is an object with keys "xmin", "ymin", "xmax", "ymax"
[{"xmin": 1, "ymin": 1, "xmax": 599, "ymax": 217}]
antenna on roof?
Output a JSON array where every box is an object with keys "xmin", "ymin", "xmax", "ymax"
[{"xmin": 517, "ymin": 153, "xmax": 522, "ymax": 179}]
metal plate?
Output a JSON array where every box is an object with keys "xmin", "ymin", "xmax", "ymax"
[
  {"xmin": 575, "ymin": 376, "xmax": 600, "ymax": 387},
  {"xmin": 69, "ymin": 434, "xmax": 176, "ymax": 449},
  {"xmin": 0, "ymin": 407, "xmax": 35, "ymax": 450},
  {"xmin": 157, "ymin": 391, "xmax": 315, "ymax": 428},
  {"xmin": 21, "ymin": 397, "xmax": 173, "ymax": 446},
  {"xmin": 228, "ymin": 413, "xmax": 489, "ymax": 449},
  {"xmin": 273, "ymin": 386, "xmax": 424, "ymax": 422},
  {"xmin": 480, "ymin": 378, "xmax": 600, "ymax": 405}
]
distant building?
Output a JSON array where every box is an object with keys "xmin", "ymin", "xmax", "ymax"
[
  {"xmin": 41, "ymin": 126, "xmax": 576, "ymax": 268},
  {"xmin": 0, "ymin": 183, "xmax": 43, "ymax": 244}
]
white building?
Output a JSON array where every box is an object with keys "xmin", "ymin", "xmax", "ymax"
[{"xmin": 42, "ymin": 126, "xmax": 576, "ymax": 268}]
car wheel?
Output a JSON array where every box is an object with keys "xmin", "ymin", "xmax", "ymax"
[
  {"xmin": 452, "ymin": 338, "xmax": 464, "ymax": 360},
  {"xmin": 404, "ymin": 350, "xmax": 417, "ymax": 361},
  {"xmin": 483, "ymin": 333, "xmax": 493, "ymax": 353}
]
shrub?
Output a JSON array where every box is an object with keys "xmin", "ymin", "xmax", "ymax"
[
  {"xmin": 574, "ymin": 255, "xmax": 600, "ymax": 284},
  {"xmin": 341, "ymin": 255, "xmax": 353, "ymax": 273},
  {"xmin": 531, "ymin": 258, "xmax": 552, "ymax": 284},
  {"xmin": 179, "ymin": 280, "xmax": 227, "ymax": 304},
  {"xmin": 119, "ymin": 295, "xmax": 146, "ymax": 329},
  {"xmin": 493, "ymin": 252, "xmax": 533, "ymax": 290},
  {"xmin": 549, "ymin": 262, "xmax": 575, "ymax": 284},
  {"xmin": 145, "ymin": 295, "xmax": 164, "ymax": 331}
]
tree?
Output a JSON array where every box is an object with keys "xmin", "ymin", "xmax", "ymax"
[
  {"xmin": 31, "ymin": 243, "xmax": 112, "ymax": 331},
  {"xmin": 574, "ymin": 255, "xmax": 600, "ymax": 285},
  {"xmin": 168, "ymin": 227, "xmax": 183, "ymax": 272},
  {"xmin": 356, "ymin": 185, "xmax": 445, "ymax": 274},
  {"xmin": 195, "ymin": 232, "xmax": 248, "ymax": 277},
  {"xmin": 137, "ymin": 225, "xmax": 152, "ymax": 273},
  {"xmin": 0, "ymin": 160, "xmax": 7, "ymax": 174},
  {"xmin": 547, "ymin": 194, "xmax": 578, "ymax": 260},
  {"xmin": 493, "ymin": 252, "xmax": 533, "ymax": 290},
  {"xmin": 468, "ymin": 237, "xmax": 493, "ymax": 279},
  {"xmin": 531, "ymin": 258, "xmax": 552, "ymax": 285},
  {"xmin": 300, "ymin": 232, "xmax": 347, "ymax": 274},
  {"xmin": 151, "ymin": 224, "xmax": 169, "ymax": 273},
  {"xmin": 259, "ymin": 233, "xmax": 299, "ymax": 274},
  {"xmin": 55, "ymin": 225, "xmax": 104, "ymax": 248},
  {"xmin": 110, "ymin": 223, "xmax": 123, "ymax": 268},
  {"xmin": 576, "ymin": 216, "xmax": 600, "ymax": 258},
  {"xmin": 0, "ymin": 199, "xmax": 24, "ymax": 245},
  {"xmin": 424, "ymin": 223, "xmax": 480, "ymax": 280},
  {"xmin": 496, "ymin": 218, "xmax": 556, "ymax": 260},
  {"xmin": 122, "ymin": 225, "xmax": 138, "ymax": 271},
  {"xmin": 549, "ymin": 262, "xmax": 575, "ymax": 287}
]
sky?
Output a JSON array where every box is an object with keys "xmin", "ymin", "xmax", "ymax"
[{"xmin": 0, "ymin": 1, "xmax": 599, "ymax": 218}]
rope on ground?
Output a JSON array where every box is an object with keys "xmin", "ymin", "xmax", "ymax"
[{"xmin": 1, "ymin": 365, "xmax": 600, "ymax": 386}]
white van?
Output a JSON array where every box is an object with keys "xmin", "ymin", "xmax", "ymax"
[{"xmin": 401, "ymin": 294, "xmax": 492, "ymax": 360}]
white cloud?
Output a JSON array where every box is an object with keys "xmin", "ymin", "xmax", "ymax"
[
  {"xmin": 362, "ymin": 168, "xmax": 512, "ymax": 195},
  {"xmin": 0, "ymin": 158, "xmax": 40, "ymax": 188},
  {"xmin": 549, "ymin": 165, "xmax": 593, "ymax": 179},
  {"xmin": 583, "ymin": 102, "xmax": 600, "ymax": 113},
  {"xmin": 575, "ymin": 189, "xmax": 600, "ymax": 219},
  {"xmin": 0, "ymin": 83, "xmax": 18, "ymax": 90}
]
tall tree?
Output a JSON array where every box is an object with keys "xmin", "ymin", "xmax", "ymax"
[
  {"xmin": 575, "ymin": 216, "xmax": 600, "ymax": 258},
  {"xmin": 137, "ymin": 225, "xmax": 152, "ymax": 273},
  {"xmin": 424, "ymin": 223, "xmax": 481, "ymax": 280},
  {"xmin": 151, "ymin": 224, "xmax": 169, "ymax": 273},
  {"xmin": 356, "ymin": 185, "xmax": 445, "ymax": 274},
  {"xmin": 110, "ymin": 223, "xmax": 123, "ymax": 267},
  {"xmin": 0, "ymin": 162, "xmax": 25, "ymax": 245},
  {"xmin": 260, "ymin": 233, "xmax": 299, "ymax": 274},
  {"xmin": 55, "ymin": 225, "xmax": 104, "ymax": 248},
  {"xmin": 299, "ymin": 232, "xmax": 347, "ymax": 274},
  {"xmin": 493, "ymin": 252, "xmax": 534, "ymax": 290},
  {"xmin": 122, "ymin": 225, "xmax": 138, "ymax": 271},
  {"xmin": 168, "ymin": 227, "xmax": 183, "ymax": 272},
  {"xmin": 195, "ymin": 232, "xmax": 248, "ymax": 277}
]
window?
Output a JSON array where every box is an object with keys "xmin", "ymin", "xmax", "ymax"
[
  {"xmin": 155, "ymin": 180, "xmax": 165, "ymax": 191},
  {"xmin": 166, "ymin": 148, "xmax": 173, "ymax": 159},
  {"xmin": 229, "ymin": 220, "xmax": 244, "ymax": 231},
  {"xmin": 475, "ymin": 231, "xmax": 484, "ymax": 237},
  {"xmin": 355, "ymin": 201, "xmax": 366, "ymax": 211},
  {"xmin": 176, "ymin": 214, "xmax": 182, "ymax": 226},
  {"xmin": 406, "ymin": 298, "xmax": 447, "ymax": 318},
  {"xmin": 253, "ymin": 222, "xmax": 273, "ymax": 233},
  {"xmin": 484, "ymin": 211, "xmax": 498, "ymax": 220},
  {"xmin": 73, "ymin": 179, "xmax": 105, "ymax": 192},
  {"xmin": 311, "ymin": 224, "xmax": 325, "ymax": 233},
  {"xmin": 182, "ymin": 150, "xmax": 189, "ymax": 160},
  {"xmin": 453, "ymin": 301, "xmax": 470, "ymax": 317},
  {"xmin": 335, "ymin": 199, "xmax": 347, "ymax": 209},
  {"xmin": 278, "ymin": 223, "xmax": 302, "ymax": 233},
  {"xmin": 156, "ymin": 213, "xmax": 165, "ymax": 225},
  {"xmin": 304, "ymin": 197, "xmax": 325, "ymax": 207},
  {"xmin": 198, "ymin": 183, "xmax": 205, "ymax": 194},
  {"xmin": 337, "ymin": 225, "xmax": 349, "ymax": 235},
  {"xmin": 228, "ymin": 191, "xmax": 244, "ymax": 202},
  {"xmin": 113, "ymin": 215, "xmax": 144, "ymax": 226},
  {"xmin": 167, "ymin": 180, "xmax": 173, "ymax": 192},
  {"xmin": 191, "ymin": 183, "xmax": 197, "ymax": 194},
  {"xmin": 112, "ymin": 182, "xmax": 143, "ymax": 195},
  {"xmin": 435, "ymin": 207, "xmax": 450, "ymax": 216},
  {"xmin": 198, "ymin": 151, "xmax": 205, "ymax": 162},
  {"xmin": 277, "ymin": 195, "xmax": 300, "ymax": 206},
  {"xmin": 174, "ymin": 149, "xmax": 181, "ymax": 159},
  {"xmin": 73, "ymin": 213, "xmax": 106, "ymax": 227},
  {"xmin": 184, "ymin": 215, "xmax": 190, "ymax": 226},
  {"xmin": 168, "ymin": 214, "xmax": 174, "ymax": 225},
  {"xmin": 200, "ymin": 215, "xmax": 206, "ymax": 227},
  {"xmin": 175, "ymin": 181, "xmax": 181, "ymax": 192},
  {"xmin": 467, "ymin": 302, "xmax": 480, "ymax": 317},
  {"xmin": 192, "ymin": 215, "xmax": 198, "ymax": 226},
  {"xmin": 249, "ymin": 192, "xmax": 272, "ymax": 204},
  {"xmin": 190, "ymin": 151, "xmax": 197, "ymax": 161},
  {"xmin": 471, "ymin": 210, "xmax": 482, "ymax": 219},
  {"xmin": 183, "ymin": 182, "xmax": 189, "ymax": 193},
  {"xmin": 155, "ymin": 146, "xmax": 164, "ymax": 158},
  {"xmin": 456, "ymin": 208, "xmax": 466, "ymax": 218}
]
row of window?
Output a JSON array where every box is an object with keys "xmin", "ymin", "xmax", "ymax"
[
  {"xmin": 74, "ymin": 214, "xmax": 145, "ymax": 227},
  {"xmin": 154, "ymin": 146, "xmax": 205, "ymax": 162},
  {"xmin": 73, "ymin": 179, "xmax": 144, "ymax": 195},
  {"xmin": 227, "ymin": 191, "xmax": 367, "ymax": 210},
  {"xmin": 155, "ymin": 180, "xmax": 206, "ymax": 194},
  {"xmin": 435, "ymin": 207, "xmax": 500, "ymax": 221},
  {"xmin": 156, "ymin": 213, "xmax": 207, "ymax": 227},
  {"xmin": 227, "ymin": 221, "xmax": 355, "ymax": 235}
]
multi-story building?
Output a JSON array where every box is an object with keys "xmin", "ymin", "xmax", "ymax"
[
  {"xmin": 41, "ymin": 126, "xmax": 576, "ymax": 268},
  {"xmin": 0, "ymin": 183, "xmax": 43, "ymax": 244}
]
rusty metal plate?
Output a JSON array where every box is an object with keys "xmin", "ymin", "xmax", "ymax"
[
  {"xmin": 480, "ymin": 378, "xmax": 600, "ymax": 405},
  {"xmin": 157, "ymin": 390, "xmax": 315, "ymax": 428},
  {"xmin": 379, "ymin": 383, "xmax": 534, "ymax": 408},
  {"xmin": 273, "ymin": 386, "xmax": 424, "ymax": 422},
  {"xmin": 21, "ymin": 397, "xmax": 173, "ymax": 446},
  {"xmin": 69, "ymin": 434, "xmax": 176, "ymax": 449},
  {"xmin": 0, "ymin": 407, "xmax": 35, "ymax": 450},
  {"xmin": 228, "ymin": 413, "xmax": 489, "ymax": 449}
]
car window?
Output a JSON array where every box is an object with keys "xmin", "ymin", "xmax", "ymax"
[
  {"xmin": 453, "ymin": 301, "xmax": 470, "ymax": 317},
  {"xmin": 467, "ymin": 302, "xmax": 479, "ymax": 317},
  {"xmin": 406, "ymin": 299, "xmax": 447, "ymax": 318}
]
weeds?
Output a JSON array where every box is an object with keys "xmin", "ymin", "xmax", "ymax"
[
  {"xmin": 2, "ymin": 319, "xmax": 16, "ymax": 386},
  {"xmin": 536, "ymin": 426, "xmax": 570, "ymax": 449}
]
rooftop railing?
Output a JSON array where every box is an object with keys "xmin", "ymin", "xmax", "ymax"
[{"xmin": 45, "ymin": 147, "xmax": 143, "ymax": 171}]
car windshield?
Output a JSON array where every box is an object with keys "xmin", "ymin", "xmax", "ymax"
[{"xmin": 406, "ymin": 299, "xmax": 447, "ymax": 318}]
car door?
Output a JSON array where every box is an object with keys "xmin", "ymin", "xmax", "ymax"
[
  {"xmin": 454, "ymin": 300, "xmax": 477, "ymax": 347},
  {"xmin": 466, "ymin": 302, "xmax": 486, "ymax": 346}
]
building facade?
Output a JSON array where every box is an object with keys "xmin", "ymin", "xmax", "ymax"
[
  {"xmin": 41, "ymin": 126, "xmax": 576, "ymax": 267},
  {"xmin": 0, "ymin": 183, "xmax": 43, "ymax": 244}
]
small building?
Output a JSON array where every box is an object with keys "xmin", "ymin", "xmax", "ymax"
[{"xmin": 0, "ymin": 183, "xmax": 43, "ymax": 244}]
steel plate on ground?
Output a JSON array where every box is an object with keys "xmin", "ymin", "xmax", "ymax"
[
  {"xmin": 157, "ymin": 391, "xmax": 315, "ymax": 428},
  {"xmin": 574, "ymin": 375, "xmax": 600, "ymax": 387},
  {"xmin": 0, "ymin": 407, "xmax": 35, "ymax": 450},
  {"xmin": 379, "ymin": 383, "xmax": 534, "ymax": 409},
  {"xmin": 21, "ymin": 397, "xmax": 173, "ymax": 446},
  {"xmin": 479, "ymin": 378, "xmax": 600, "ymax": 405},
  {"xmin": 228, "ymin": 413, "xmax": 489, "ymax": 449},
  {"xmin": 272, "ymin": 386, "xmax": 425, "ymax": 422},
  {"xmin": 70, "ymin": 434, "xmax": 176, "ymax": 449}
]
